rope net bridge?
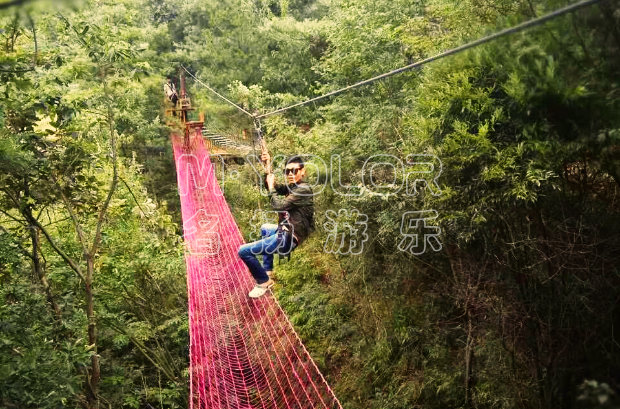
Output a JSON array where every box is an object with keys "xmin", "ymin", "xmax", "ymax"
[{"xmin": 170, "ymin": 124, "xmax": 342, "ymax": 409}]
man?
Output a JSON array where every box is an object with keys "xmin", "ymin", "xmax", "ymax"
[
  {"xmin": 238, "ymin": 154, "xmax": 315, "ymax": 298},
  {"xmin": 163, "ymin": 76, "xmax": 178, "ymax": 113}
]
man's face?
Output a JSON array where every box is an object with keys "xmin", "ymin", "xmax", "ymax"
[{"xmin": 284, "ymin": 163, "xmax": 305, "ymax": 185}]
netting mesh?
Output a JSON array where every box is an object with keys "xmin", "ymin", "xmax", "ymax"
[{"xmin": 171, "ymin": 129, "xmax": 342, "ymax": 409}]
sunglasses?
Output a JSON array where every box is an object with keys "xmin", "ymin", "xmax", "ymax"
[{"xmin": 284, "ymin": 167, "xmax": 301, "ymax": 175}]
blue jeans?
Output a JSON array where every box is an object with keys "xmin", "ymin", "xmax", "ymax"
[{"xmin": 238, "ymin": 224, "xmax": 297, "ymax": 284}]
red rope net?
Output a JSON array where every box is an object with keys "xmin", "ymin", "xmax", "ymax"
[{"xmin": 171, "ymin": 128, "xmax": 342, "ymax": 409}]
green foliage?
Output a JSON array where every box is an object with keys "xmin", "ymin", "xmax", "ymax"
[
  {"xmin": 0, "ymin": 239, "xmax": 87, "ymax": 408},
  {"xmin": 222, "ymin": 0, "xmax": 620, "ymax": 408},
  {"xmin": 1, "ymin": 1, "xmax": 188, "ymax": 407}
]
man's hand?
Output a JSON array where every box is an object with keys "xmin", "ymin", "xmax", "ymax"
[
  {"xmin": 261, "ymin": 152, "xmax": 271, "ymax": 163},
  {"xmin": 266, "ymin": 173, "xmax": 275, "ymax": 190}
]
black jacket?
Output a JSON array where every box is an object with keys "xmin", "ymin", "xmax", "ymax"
[{"xmin": 264, "ymin": 177, "xmax": 315, "ymax": 246}]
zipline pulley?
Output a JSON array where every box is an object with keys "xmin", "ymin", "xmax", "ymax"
[{"xmin": 254, "ymin": 118, "xmax": 272, "ymax": 175}]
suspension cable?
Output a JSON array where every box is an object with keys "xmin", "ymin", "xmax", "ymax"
[
  {"xmin": 181, "ymin": 65, "xmax": 255, "ymax": 118},
  {"xmin": 254, "ymin": 0, "xmax": 603, "ymax": 119}
]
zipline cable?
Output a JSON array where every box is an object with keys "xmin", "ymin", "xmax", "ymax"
[
  {"xmin": 181, "ymin": 65, "xmax": 255, "ymax": 118},
  {"xmin": 181, "ymin": 1, "xmax": 602, "ymax": 124},
  {"xmin": 179, "ymin": 66, "xmax": 272, "ymax": 174},
  {"xmin": 255, "ymin": 0, "xmax": 603, "ymax": 119}
]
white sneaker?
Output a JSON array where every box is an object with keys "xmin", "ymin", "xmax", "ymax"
[{"xmin": 248, "ymin": 279, "xmax": 274, "ymax": 298}]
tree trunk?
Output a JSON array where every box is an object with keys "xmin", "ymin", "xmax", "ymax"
[
  {"xmin": 23, "ymin": 179, "xmax": 62, "ymax": 321},
  {"xmin": 85, "ymin": 256, "xmax": 99, "ymax": 409},
  {"xmin": 30, "ymin": 226, "xmax": 62, "ymax": 320},
  {"xmin": 464, "ymin": 308, "xmax": 475, "ymax": 408}
]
